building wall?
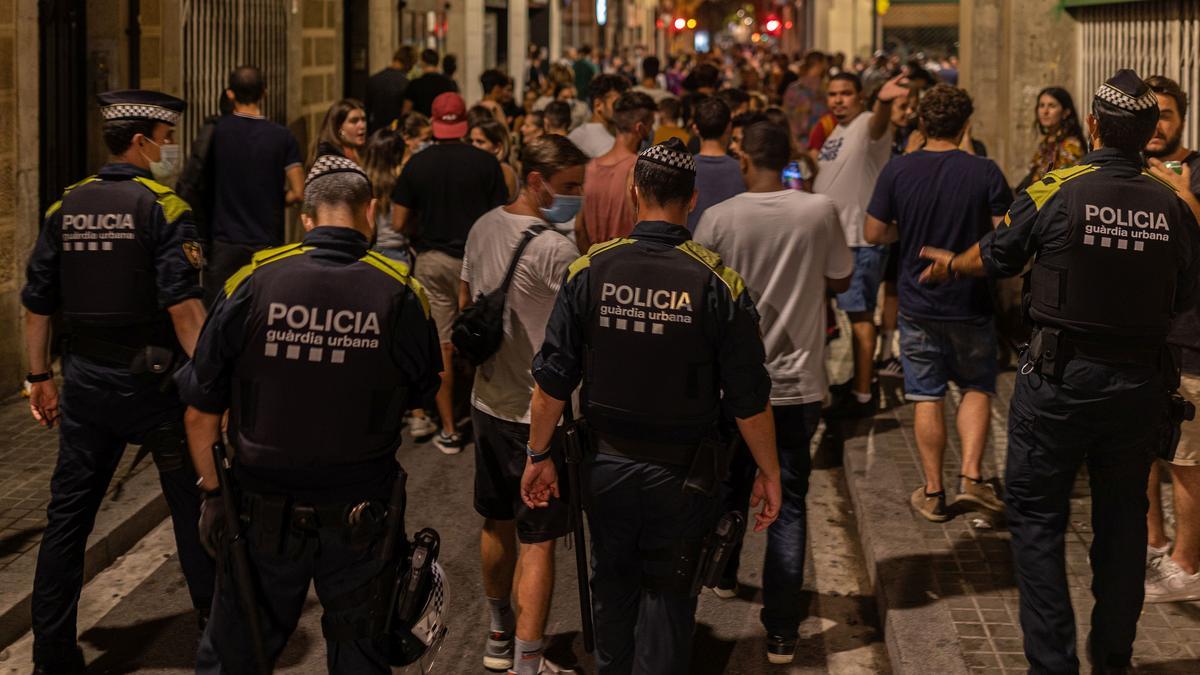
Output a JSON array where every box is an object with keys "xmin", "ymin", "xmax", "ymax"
[
  {"xmin": 961, "ymin": 0, "xmax": 1076, "ymax": 183},
  {"xmin": 815, "ymin": 0, "xmax": 874, "ymax": 60},
  {"xmin": 1, "ymin": 0, "xmax": 39, "ymax": 388}
]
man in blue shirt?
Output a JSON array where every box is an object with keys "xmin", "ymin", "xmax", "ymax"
[{"xmin": 864, "ymin": 84, "xmax": 1012, "ymax": 523}]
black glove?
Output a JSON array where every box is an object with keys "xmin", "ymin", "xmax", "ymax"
[{"xmin": 199, "ymin": 492, "xmax": 225, "ymax": 558}]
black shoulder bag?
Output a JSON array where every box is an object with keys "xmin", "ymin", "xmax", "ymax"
[{"xmin": 452, "ymin": 224, "xmax": 548, "ymax": 366}]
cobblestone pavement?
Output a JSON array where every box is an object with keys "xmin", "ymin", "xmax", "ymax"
[{"xmin": 865, "ymin": 370, "xmax": 1200, "ymax": 674}]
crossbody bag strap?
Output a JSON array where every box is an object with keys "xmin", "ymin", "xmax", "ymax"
[{"xmin": 497, "ymin": 224, "xmax": 550, "ymax": 296}]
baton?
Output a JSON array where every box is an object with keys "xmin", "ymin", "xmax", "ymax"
[
  {"xmin": 212, "ymin": 442, "xmax": 271, "ymax": 675},
  {"xmin": 563, "ymin": 404, "xmax": 595, "ymax": 654}
]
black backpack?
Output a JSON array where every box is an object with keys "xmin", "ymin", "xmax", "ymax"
[{"xmin": 452, "ymin": 224, "xmax": 549, "ymax": 366}]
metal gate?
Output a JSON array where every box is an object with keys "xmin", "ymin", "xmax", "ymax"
[
  {"xmin": 181, "ymin": 0, "xmax": 289, "ymax": 149},
  {"xmin": 1076, "ymin": 0, "xmax": 1200, "ymax": 148},
  {"xmin": 38, "ymin": 0, "xmax": 88, "ymax": 218}
]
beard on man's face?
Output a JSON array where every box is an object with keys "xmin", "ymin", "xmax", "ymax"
[{"xmin": 1145, "ymin": 127, "xmax": 1183, "ymax": 159}]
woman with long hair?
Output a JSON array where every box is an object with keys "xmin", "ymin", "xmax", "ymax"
[
  {"xmin": 469, "ymin": 118, "xmax": 519, "ymax": 201},
  {"xmin": 1021, "ymin": 86, "xmax": 1085, "ymax": 189},
  {"xmin": 311, "ymin": 98, "xmax": 367, "ymax": 164},
  {"xmin": 361, "ymin": 127, "xmax": 411, "ymax": 265}
]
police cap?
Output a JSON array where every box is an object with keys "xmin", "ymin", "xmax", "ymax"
[
  {"xmin": 97, "ymin": 89, "xmax": 186, "ymax": 126},
  {"xmin": 305, "ymin": 153, "xmax": 371, "ymax": 189},
  {"xmin": 637, "ymin": 137, "xmax": 696, "ymax": 175},
  {"xmin": 1094, "ymin": 69, "xmax": 1158, "ymax": 113}
]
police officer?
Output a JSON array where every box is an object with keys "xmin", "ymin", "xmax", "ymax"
[
  {"xmin": 22, "ymin": 90, "xmax": 215, "ymax": 674},
  {"xmin": 520, "ymin": 138, "xmax": 783, "ymax": 674},
  {"xmin": 176, "ymin": 154, "xmax": 440, "ymax": 673},
  {"xmin": 919, "ymin": 70, "xmax": 1200, "ymax": 673}
]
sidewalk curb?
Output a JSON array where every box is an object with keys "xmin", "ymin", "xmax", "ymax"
[
  {"xmin": 0, "ymin": 467, "xmax": 168, "ymax": 651},
  {"xmin": 839, "ymin": 418, "xmax": 970, "ymax": 675}
]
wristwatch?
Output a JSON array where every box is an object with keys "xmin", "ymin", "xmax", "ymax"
[
  {"xmin": 26, "ymin": 372, "xmax": 51, "ymax": 383},
  {"xmin": 526, "ymin": 443, "xmax": 552, "ymax": 464}
]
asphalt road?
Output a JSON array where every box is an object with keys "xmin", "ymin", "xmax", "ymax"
[{"xmin": 1, "ymin": 424, "xmax": 888, "ymax": 675}]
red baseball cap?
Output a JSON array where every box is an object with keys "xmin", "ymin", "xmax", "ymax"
[{"xmin": 431, "ymin": 92, "xmax": 468, "ymax": 140}]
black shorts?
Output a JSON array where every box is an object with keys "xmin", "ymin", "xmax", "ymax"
[{"xmin": 472, "ymin": 408, "xmax": 571, "ymax": 544}]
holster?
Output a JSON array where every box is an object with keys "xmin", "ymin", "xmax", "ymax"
[
  {"xmin": 642, "ymin": 510, "xmax": 747, "ymax": 598},
  {"xmin": 1027, "ymin": 326, "xmax": 1064, "ymax": 379},
  {"xmin": 141, "ymin": 419, "xmax": 189, "ymax": 473},
  {"xmin": 684, "ymin": 430, "xmax": 733, "ymax": 497}
]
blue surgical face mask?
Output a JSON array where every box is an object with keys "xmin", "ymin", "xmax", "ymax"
[{"xmin": 539, "ymin": 184, "xmax": 583, "ymax": 223}]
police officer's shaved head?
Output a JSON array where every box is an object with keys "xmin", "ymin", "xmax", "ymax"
[
  {"xmin": 303, "ymin": 155, "xmax": 372, "ymax": 216},
  {"xmin": 228, "ymin": 65, "xmax": 266, "ymax": 104},
  {"xmin": 634, "ymin": 138, "xmax": 696, "ymax": 207},
  {"xmin": 1091, "ymin": 69, "xmax": 1160, "ymax": 154}
]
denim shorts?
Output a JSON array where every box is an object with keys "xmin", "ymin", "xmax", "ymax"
[
  {"xmin": 899, "ymin": 313, "xmax": 998, "ymax": 400},
  {"xmin": 835, "ymin": 245, "xmax": 889, "ymax": 314}
]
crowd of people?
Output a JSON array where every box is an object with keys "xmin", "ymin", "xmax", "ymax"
[{"xmin": 19, "ymin": 38, "xmax": 1200, "ymax": 675}]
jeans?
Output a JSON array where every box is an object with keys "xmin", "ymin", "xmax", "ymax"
[{"xmin": 720, "ymin": 402, "xmax": 822, "ymax": 637}]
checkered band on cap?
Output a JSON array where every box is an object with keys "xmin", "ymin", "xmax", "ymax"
[
  {"xmin": 305, "ymin": 154, "xmax": 369, "ymax": 187},
  {"xmin": 1095, "ymin": 82, "xmax": 1157, "ymax": 112},
  {"xmin": 100, "ymin": 103, "xmax": 181, "ymax": 126},
  {"xmin": 638, "ymin": 140, "xmax": 697, "ymax": 174}
]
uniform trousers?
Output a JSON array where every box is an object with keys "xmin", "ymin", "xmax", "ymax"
[
  {"xmin": 31, "ymin": 355, "xmax": 214, "ymax": 663},
  {"xmin": 1005, "ymin": 354, "xmax": 1162, "ymax": 674},
  {"xmin": 584, "ymin": 450, "xmax": 721, "ymax": 675},
  {"xmin": 196, "ymin": 494, "xmax": 392, "ymax": 674}
]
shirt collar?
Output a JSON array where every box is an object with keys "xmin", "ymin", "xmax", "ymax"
[
  {"xmin": 302, "ymin": 226, "xmax": 370, "ymax": 257},
  {"xmin": 1081, "ymin": 146, "xmax": 1145, "ymax": 170},
  {"xmin": 630, "ymin": 220, "xmax": 692, "ymax": 245},
  {"xmin": 98, "ymin": 162, "xmax": 152, "ymax": 180}
]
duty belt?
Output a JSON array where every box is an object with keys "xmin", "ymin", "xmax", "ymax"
[
  {"xmin": 242, "ymin": 491, "xmax": 387, "ymax": 533},
  {"xmin": 1025, "ymin": 325, "xmax": 1164, "ymax": 378},
  {"xmin": 594, "ymin": 432, "xmax": 696, "ymax": 467}
]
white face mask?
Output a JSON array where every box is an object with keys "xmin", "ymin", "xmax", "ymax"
[{"xmin": 142, "ymin": 138, "xmax": 181, "ymax": 181}]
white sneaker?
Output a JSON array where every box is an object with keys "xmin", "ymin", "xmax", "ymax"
[
  {"xmin": 1147, "ymin": 541, "xmax": 1172, "ymax": 565},
  {"xmin": 408, "ymin": 414, "xmax": 438, "ymax": 440},
  {"xmin": 507, "ymin": 656, "xmax": 576, "ymax": 674},
  {"xmin": 433, "ymin": 431, "xmax": 467, "ymax": 455},
  {"xmin": 1144, "ymin": 555, "xmax": 1200, "ymax": 603}
]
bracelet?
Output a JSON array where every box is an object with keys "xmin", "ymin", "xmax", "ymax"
[
  {"xmin": 526, "ymin": 443, "xmax": 552, "ymax": 464},
  {"xmin": 26, "ymin": 372, "xmax": 51, "ymax": 383}
]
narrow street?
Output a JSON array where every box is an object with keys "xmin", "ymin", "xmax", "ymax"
[{"xmin": 0, "ymin": 415, "xmax": 888, "ymax": 674}]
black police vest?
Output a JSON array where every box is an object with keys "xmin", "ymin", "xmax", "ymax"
[
  {"xmin": 1029, "ymin": 168, "xmax": 1185, "ymax": 339},
  {"xmin": 56, "ymin": 176, "xmax": 172, "ymax": 330},
  {"xmin": 231, "ymin": 247, "xmax": 412, "ymax": 470},
  {"xmin": 582, "ymin": 239, "xmax": 719, "ymax": 446}
]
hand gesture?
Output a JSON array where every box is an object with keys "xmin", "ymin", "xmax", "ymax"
[
  {"xmin": 918, "ymin": 246, "xmax": 955, "ymax": 285},
  {"xmin": 749, "ymin": 470, "xmax": 782, "ymax": 532},
  {"xmin": 520, "ymin": 457, "xmax": 560, "ymax": 509},
  {"xmin": 29, "ymin": 380, "xmax": 59, "ymax": 429},
  {"xmin": 878, "ymin": 74, "xmax": 910, "ymax": 104}
]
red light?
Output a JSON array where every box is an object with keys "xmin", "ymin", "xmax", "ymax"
[
  {"xmin": 784, "ymin": 20, "xmax": 793, "ymax": 29},
  {"xmin": 673, "ymin": 17, "xmax": 686, "ymax": 30},
  {"xmin": 656, "ymin": 18, "xmax": 664, "ymax": 29},
  {"xmin": 765, "ymin": 18, "xmax": 781, "ymax": 33}
]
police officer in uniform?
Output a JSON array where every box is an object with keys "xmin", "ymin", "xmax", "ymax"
[
  {"xmin": 176, "ymin": 154, "xmax": 440, "ymax": 673},
  {"xmin": 22, "ymin": 90, "xmax": 215, "ymax": 674},
  {"xmin": 521, "ymin": 138, "xmax": 783, "ymax": 674},
  {"xmin": 920, "ymin": 70, "xmax": 1200, "ymax": 673}
]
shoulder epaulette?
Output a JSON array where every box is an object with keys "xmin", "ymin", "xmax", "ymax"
[
  {"xmin": 360, "ymin": 251, "xmax": 431, "ymax": 319},
  {"xmin": 674, "ymin": 240, "xmax": 746, "ymax": 301},
  {"xmin": 566, "ymin": 237, "xmax": 636, "ymax": 281},
  {"xmin": 44, "ymin": 176, "xmax": 100, "ymax": 220},
  {"xmin": 1141, "ymin": 170, "xmax": 1179, "ymax": 192},
  {"xmin": 1025, "ymin": 164, "xmax": 1099, "ymax": 211},
  {"xmin": 132, "ymin": 176, "xmax": 192, "ymax": 225},
  {"xmin": 223, "ymin": 243, "xmax": 311, "ymax": 297}
]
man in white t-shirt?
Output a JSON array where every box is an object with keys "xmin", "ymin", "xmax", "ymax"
[
  {"xmin": 694, "ymin": 121, "xmax": 853, "ymax": 666},
  {"xmin": 568, "ymin": 73, "xmax": 629, "ymax": 158},
  {"xmin": 814, "ymin": 72, "xmax": 908, "ymax": 417},
  {"xmin": 459, "ymin": 136, "xmax": 588, "ymax": 675}
]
